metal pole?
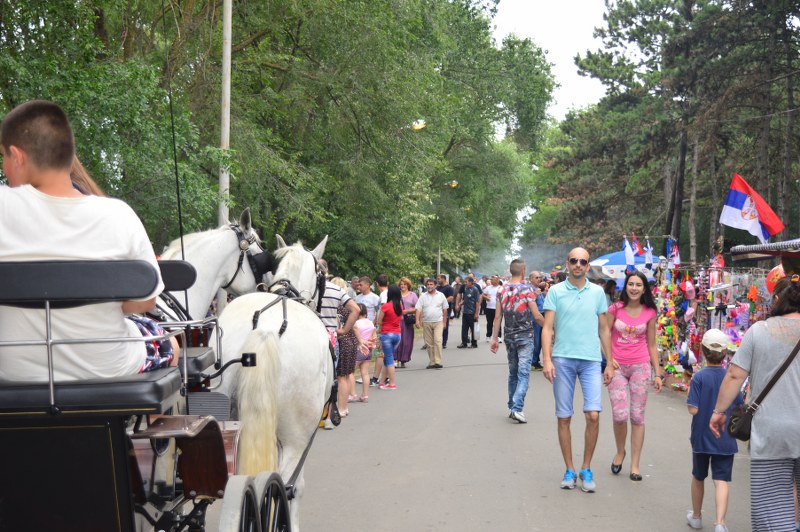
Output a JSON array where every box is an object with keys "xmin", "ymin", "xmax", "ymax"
[
  {"xmin": 437, "ymin": 244, "xmax": 441, "ymax": 277},
  {"xmin": 217, "ymin": 0, "xmax": 232, "ymax": 315}
]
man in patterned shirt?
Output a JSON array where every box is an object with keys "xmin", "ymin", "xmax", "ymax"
[{"xmin": 490, "ymin": 259, "xmax": 544, "ymax": 424}]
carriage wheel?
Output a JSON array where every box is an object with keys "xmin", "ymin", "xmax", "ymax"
[
  {"xmin": 217, "ymin": 475, "xmax": 260, "ymax": 532},
  {"xmin": 254, "ymin": 472, "xmax": 291, "ymax": 532}
]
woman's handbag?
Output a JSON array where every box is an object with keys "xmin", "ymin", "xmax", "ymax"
[
  {"xmin": 401, "ymin": 302, "xmax": 416, "ymax": 325},
  {"xmin": 728, "ymin": 336, "xmax": 800, "ymax": 441}
]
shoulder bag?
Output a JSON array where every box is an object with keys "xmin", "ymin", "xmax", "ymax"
[
  {"xmin": 728, "ymin": 335, "xmax": 800, "ymax": 441},
  {"xmin": 402, "ymin": 301, "xmax": 416, "ymax": 325}
]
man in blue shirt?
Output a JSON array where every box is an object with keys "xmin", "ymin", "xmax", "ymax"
[
  {"xmin": 542, "ymin": 247, "xmax": 611, "ymax": 493},
  {"xmin": 457, "ymin": 276, "xmax": 482, "ymax": 348}
]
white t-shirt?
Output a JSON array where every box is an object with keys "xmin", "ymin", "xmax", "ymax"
[
  {"xmin": 415, "ymin": 290, "xmax": 448, "ymax": 323},
  {"xmin": 355, "ymin": 291, "xmax": 381, "ymax": 322},
  {"xmin": 0, "ymin": 185, "xmax": 163, "ymax": 382},
  {"xmin": 483, "ymin": 284, "xmax": 501, "ymax": 310}
]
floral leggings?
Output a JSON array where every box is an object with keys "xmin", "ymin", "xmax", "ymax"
[{"xmin": 607, "ymin": 362, "xmax": 651, "ymax": 425}]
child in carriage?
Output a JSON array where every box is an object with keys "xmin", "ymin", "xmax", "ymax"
[{"xmin": 0, "ymin": 100, "xmax": 177, "ymax": 381}]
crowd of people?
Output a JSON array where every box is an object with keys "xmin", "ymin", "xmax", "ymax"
[{"xmin": 323, "ymin": 248, "xmax": 799, "ymax": 532}]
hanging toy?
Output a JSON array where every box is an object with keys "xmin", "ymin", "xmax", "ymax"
[{"xmin": 766, "ymin": 264, "xmax": 785, "ymax": 295}]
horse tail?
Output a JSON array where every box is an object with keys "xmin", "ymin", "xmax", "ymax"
[{"xmin": 236, "ymin": 328, "xmax": 281, "ymax": 476}]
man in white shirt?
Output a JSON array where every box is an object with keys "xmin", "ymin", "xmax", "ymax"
[
  {"xmin": 355, "ymin": 276, "xmax": 381, "ymax": 322},
  {"xmin": 481, "ymin": 275, "xmax": 502, "ymax": 343},
  {"xmin": 415, "ymin": 278, "xmax": 448, "ymax": 369}
]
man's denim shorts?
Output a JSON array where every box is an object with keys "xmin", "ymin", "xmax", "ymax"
[{"xmin": 552, "ymin": 356, "xmax": 602, "ymax": 418}]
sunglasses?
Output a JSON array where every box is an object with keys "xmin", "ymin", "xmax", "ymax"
[{"xmin": 568, "ymin": 258, "xmax": 589, "ymax": 266}]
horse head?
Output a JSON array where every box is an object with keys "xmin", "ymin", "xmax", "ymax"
[
  {"xmin": 267, "ymin": 234, "xmax": 327, "ymax": 309},
  {"xmin": 221, "ymin": 208, "xmax": 272, "ymax": 296},
  {"xmin": 159, "ymin": 208, "xmax": 273, "ymax": 320}
]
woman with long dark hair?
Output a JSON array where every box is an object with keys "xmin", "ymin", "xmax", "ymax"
[
  {"xmin": 376, "ymin": 283, "xmax": 403, "ymax": 389},
  {"xmin": 603, "ymin": 270, "xmax": 662, "ymax": 481},
  {"xmin": 710, "ymin": 274, "xmax": 800, "ymax": 531}
]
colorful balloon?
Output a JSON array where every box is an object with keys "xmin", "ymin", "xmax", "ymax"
[{"xmin": 766, "ymin": 264, "xmax": 785, "ymax": 295}]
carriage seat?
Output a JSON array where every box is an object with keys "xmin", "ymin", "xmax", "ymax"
[
  {"xmin": 0, "ymin": 260, "xmax": 187, "ymax": 417},
  {"xmin": 0, "ymin": 367, "xmax": 181, "ymax": 416}
]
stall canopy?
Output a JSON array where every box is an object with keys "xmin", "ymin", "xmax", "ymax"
[
  {"xmin": 730, "ymin": 237, "xmax": 800, "ymax": 262},
  {"xmin": 590, "ymin": 250, "xmax": 654, "ymax": 285}
]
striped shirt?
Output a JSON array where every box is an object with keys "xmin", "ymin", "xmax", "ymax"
[{"xmin": 319, "ymin": 282, "xmax": 351, "ymax": 332}]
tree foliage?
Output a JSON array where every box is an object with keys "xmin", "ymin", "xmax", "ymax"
[
  {"xmin": 523, "ymin": 0, "xmax": 800, "ymax": 261},
  {"xmin": 0, "ymin": 0, "xmax": 553, "ymax": 280}
]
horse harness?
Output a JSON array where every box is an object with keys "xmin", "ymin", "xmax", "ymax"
[{"xmin": 221, "ymin": 224, "xmax": 273, "ymax": 291}]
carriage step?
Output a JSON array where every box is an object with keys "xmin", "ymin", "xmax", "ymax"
[{"xmin": 187, "ymin": 391, "xmax": 231, "ymax": 420}]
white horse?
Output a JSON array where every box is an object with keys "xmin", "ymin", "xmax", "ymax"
[
  {"xmin": 158, "ymin": 208, "xmax": 269, "ymax": 321},
  {"xmin": 212, "ymin": 235, "xmax": 330, "ymax": 532}
]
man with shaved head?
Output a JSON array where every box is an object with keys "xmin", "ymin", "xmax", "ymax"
[{"xmin": 542, "ymin": 247, "xmax": 612, "ymax": 493}]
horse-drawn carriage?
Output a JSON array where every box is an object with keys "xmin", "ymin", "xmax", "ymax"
[{"xmin": 0, "ymin": 222, "xmax": 334, "ymax": 532}]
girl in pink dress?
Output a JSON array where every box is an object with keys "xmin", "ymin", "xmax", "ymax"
[
  {"xmin": 603, "ymin": 270, "xmax": 662, "ymax": 481},
  {"xmin": 353, "ymin": 304, "xmax": 376, "ymax": 402}
]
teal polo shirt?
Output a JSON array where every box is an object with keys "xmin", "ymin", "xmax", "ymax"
[{"xmin": 543, "ymin": 279, "xmax": 607, "ymax": 361}]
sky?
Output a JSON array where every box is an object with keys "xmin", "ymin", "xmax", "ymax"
[{"xmin": 492, "ymin": 0, "xmax": 609, "ymax": 120}]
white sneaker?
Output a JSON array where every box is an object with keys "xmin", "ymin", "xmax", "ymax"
[
  {"xmin": 714, "ymin": 524, "xmax": 728, "ymax": 532},
  {"xmin": 355, "ymin": 378, "xmax": 363, "ymax": 384},
  {"xmin": 686, "ymin": 510, "xmax": 702, "ymax": 529},
  {"xmin": 498, "ymin": 338, "xmax": 503, "ymax": 343},
  {"xmin": 323, "ymin": 419, "xmax": 335, "ymax": 430},
  {"xmin": 510, "ymin": 411, "xmax": 527, "ymax": 423}
]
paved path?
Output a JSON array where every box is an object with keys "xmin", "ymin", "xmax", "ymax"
[{"xmin": 301, "ymin": 319, "xmax": 751, "ymax": 531}]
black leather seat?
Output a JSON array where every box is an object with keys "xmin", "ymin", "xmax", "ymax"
[{"xmin": 0, "ymin": 367, "xmax": 181, "ymax": 416}]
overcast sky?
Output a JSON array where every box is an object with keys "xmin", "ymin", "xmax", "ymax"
[{"xmin": 492, "ymin": 0, "xmax": 609, "ymax": 120}]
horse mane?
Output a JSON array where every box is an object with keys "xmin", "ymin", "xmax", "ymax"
[
  {"xmin": 272, "ymin": 242, "xmax": 305, "ymax": 261},
  {"xmin": 160, "ymin": 224, "xmax": 263, "ymax": 259}
]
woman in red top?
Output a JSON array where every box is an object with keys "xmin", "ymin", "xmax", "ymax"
[{"xmin": 376, "ymin": 284, "xmax": 403, "ymax": 389}]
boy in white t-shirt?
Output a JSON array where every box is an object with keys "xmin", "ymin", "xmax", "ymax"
[{"xmin": 0, "ymin": 100, "xmax": 174, "ymax": 381}]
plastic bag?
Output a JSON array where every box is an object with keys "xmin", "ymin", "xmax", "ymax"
[{"xmin": 474, "ymin": 321, "xmax": 480, "ymax": 340}]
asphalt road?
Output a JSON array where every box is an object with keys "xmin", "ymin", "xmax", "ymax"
[{"xmin": 301, "ymin": 318, "xmax": 752, "ymax": 532}]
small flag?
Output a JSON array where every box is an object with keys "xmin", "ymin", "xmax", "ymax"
[
  {"xmin": 666, "ymin": 238, "xmax": 681, "ymax": 268},
  {"xmin": 719, "ymin": 173, "xmax": 785, "ymax": 244},
  {"xmin": 631, "ymin": 233, "xmax": 644, "ymax": 255},
  {"xmin": 643, "ymin": 240, "xmax": 654, "ymax": 270},
  {"xmin": 623, "ymin": 237, "xmax": 635, "ymax": 272}
]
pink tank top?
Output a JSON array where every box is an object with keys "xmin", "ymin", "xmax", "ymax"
[{"xmin": 608, "ymin": 302, "xmax": 656, "ymax": 365}]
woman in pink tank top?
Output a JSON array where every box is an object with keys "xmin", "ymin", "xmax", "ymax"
[{"xmin": 603, "ymin": 270, "xmax": 662, "ymax": 481}]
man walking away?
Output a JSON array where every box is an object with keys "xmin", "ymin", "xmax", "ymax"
[
  {"xmin": 542, "ymin": 248, "xmax": 611, "ymax": 493},
  {"xmin": 529, "ymin": 271, "xmax": 545, "ymax": 370},
  {"xmin": 491, "ymin": 260, "xmax": 544, "ymax": 424},
  {"xmin": 415, "ymin": 278, "xmax": 448, "ymax": 369}
]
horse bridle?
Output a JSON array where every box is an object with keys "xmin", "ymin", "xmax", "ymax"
[
  {"xmin": 266, "ymin": 248, "xmax": 327, "ymax": 312},
  {"xmin": 221, "ymin": 224, "xmax": 272, "ymax": 291}
]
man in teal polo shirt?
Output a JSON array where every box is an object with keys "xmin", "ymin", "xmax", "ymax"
[{"xmin": 542, "ymin": 247, "xmax": 612, "ymax": 493}]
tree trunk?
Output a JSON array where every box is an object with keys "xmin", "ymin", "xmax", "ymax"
[
  {"xmin": 689, "ymin": 140, "xmax": 698, "ymax": 263},
  {"xmin": 709, "ymin": 146, "xmax": 720, "ymax": 256},
  {"xmin": 670, "ymin": 118, "xmax": 688, "ymax": 247},
  {"xmin": 781, "ymin": 33, "xmax": 794, "ymax": 231},
  {"xmin": 756, "ymin": 5, "xmax": 775, "ymax": 194}
]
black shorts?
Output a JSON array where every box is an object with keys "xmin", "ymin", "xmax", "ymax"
[{"xmin": 692, "ymin": 452, "xmax": 734, "ymax": 482}]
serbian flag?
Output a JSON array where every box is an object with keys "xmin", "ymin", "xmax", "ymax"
[
  {"xmin": 631, "ymin": 233, "xmax": 645, "ymax": 255},
  {"xmin": 719, "ymin": 173, "xmax": 784, "ymax": 243}
]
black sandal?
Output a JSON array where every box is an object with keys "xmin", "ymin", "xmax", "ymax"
[{"xmin": 629, "ymin": 472, "xmax": 642, "ymax": 481}]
